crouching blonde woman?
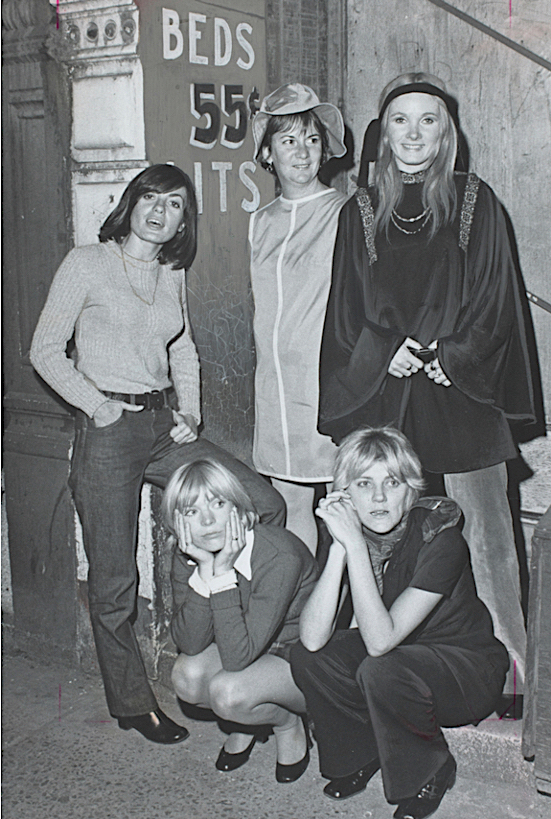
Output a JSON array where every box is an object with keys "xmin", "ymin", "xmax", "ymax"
[
  {"xmin": 290, "ymin": 427, "xmax": 508, "ymax": 819},
  {"xmin": 164, "ymin": 459, "xmax": 317, "ymax": 781}
]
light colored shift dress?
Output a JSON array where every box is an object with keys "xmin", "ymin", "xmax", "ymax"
[{"xmin": 249, "ymin": 187, "xmax": 347, "ymax": 482}]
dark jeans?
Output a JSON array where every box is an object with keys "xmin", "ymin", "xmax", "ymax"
[
  {"xmin": 291, "ymin": 631, "xmax": 506, "ymax": 803},
  {"xmin": 69, "ymin": 407, "xmax": 285, "ymax": 717}
]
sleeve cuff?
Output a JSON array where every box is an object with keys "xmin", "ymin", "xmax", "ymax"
[
  {"xmin": 209, "ymin": 570, "xmax": 238, "ymax": 595},
  {"xmin": 188, "ymin": 567, "xmax": 211, "ymax": 598}
]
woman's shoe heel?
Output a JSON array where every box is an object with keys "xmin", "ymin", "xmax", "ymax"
[
  {"xmin": 274, "ymin": 715, "xmax": 311, "ymax": 783},
  {"xmin": 216, "ymin": 736, "xmax": 257, "ymax": 772},
  {"xmin": 275, "ymin": 748, "xmax": 310, "ymax": 783}
]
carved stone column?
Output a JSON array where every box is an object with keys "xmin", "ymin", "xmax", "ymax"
[
  {"xmin": 3, "ymin": 0, "xmax": 77, "ymax": 661},
  {"xmin": 49, "ymin": 0, "xmax": 148, "ymax": 245}
]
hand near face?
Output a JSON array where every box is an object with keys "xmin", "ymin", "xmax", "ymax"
[
  {"xmin": 175, "ymin": 509, "xmax": 214, "ymax": 581},
  {"xmin": 315, "ymin": 491, "xmax": 365, "ymax": 553},
  {"xmin": 213, "ymin": 508, "xmax": 246, "ymax": 576}
]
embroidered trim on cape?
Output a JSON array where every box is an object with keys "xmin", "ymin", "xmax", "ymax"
[
  {"xmin": 355, "ymin": 187, "xmax": 378, "ymax": 264},
  {"xmin": 459, "ymin": 173, "xmax": 480, "ymax": 252}
]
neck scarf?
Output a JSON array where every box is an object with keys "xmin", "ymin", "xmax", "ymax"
[{"xmin": 362, "ymin": 514, "xmax": 409, "ymax": 593}]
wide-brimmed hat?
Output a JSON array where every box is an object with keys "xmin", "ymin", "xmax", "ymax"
[{"xmin": 252, "ymin": 83, "xmax": 346, "ymax": 160}]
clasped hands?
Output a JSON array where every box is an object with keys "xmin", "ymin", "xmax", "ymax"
[
  {"xmin": 315, "ymin": 491, "xmax": 365, "ymax": 561},
  {"xmin": 175, "ymin": 506, "xmax": 246, "ymax": 583},
  {"xmin": 387, "ymin": 337, "xmax": 451, "ymax": 387}
]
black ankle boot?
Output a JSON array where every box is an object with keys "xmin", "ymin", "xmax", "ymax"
[
  {"xmin": 118, "ymin": 709, "xmax": 189, "ymax": 744},
  {"xmin": 393, "ymin": 753, "xmax": 456, "ymax": 819},
  {"xmin": 323, "ymin": 758, "xmax": 380, "ymax": 800}
]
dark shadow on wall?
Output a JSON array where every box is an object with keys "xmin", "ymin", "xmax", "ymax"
[{"xmin": 320, "ymin": 125, "xmax": 356, "ymax": 188}]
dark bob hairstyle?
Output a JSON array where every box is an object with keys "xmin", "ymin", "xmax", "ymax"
[{"xmin": 99, "ymin": 164, "xmax": 198, "ymax": 270}]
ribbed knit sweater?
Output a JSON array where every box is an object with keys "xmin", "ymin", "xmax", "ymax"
[{"xmin": 30, "ymin": 241, "xmax": 201, "ymax": 421}]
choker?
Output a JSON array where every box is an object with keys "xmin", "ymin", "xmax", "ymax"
[{"xmin": 400, "ymin": 170, "xmax": 426, "ymax": 185}]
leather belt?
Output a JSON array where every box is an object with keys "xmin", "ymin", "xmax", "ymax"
[{"xmin": 102, "ymin": 387, "xmax": 174, "ymax": 411}]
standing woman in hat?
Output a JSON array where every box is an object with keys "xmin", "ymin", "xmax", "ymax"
[
  {"xmin": 250, "ymin": 84, "xmax": 348, "ymax": 554},
  {"xmin": 30, "ymin": 164, "xmax": 285, "ymax": 744},
  {"xmin": 318, "ymin": 73, "xmax": 537, "ymax": 711}
]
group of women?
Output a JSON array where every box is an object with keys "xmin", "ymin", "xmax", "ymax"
[{"xmin": 31, "ymin": 71, "xmax": 536, "ymax": 819}]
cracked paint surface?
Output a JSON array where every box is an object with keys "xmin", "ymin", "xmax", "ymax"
[{"xmin": 187, "ymin": 268, "xmax": 256, "ymax": 464}]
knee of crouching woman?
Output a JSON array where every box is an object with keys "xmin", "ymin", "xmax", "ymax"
[
  {"xmin": 171, "ymin": 653, "xmax": 207, "ymax": 703},
  {"xmin": 208, "ymin": 673, "xmax": 248, "ymax": 721}
]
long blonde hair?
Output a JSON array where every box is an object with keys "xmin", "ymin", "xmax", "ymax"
[{"xmin": 373, "ymin": 72, "xmax": 458, "ymax": 240}]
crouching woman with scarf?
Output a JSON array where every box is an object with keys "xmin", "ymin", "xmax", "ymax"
[{"xmin": 290, "ymin": 426, "xmax": 508, "ymax": 819}]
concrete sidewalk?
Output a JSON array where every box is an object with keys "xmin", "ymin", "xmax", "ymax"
[{"xmin": 2, "ymin": 650, "xmax": 549, "ymax": 819}]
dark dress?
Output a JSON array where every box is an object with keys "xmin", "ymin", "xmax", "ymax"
[
  {"xmin": 318, "ymin": 173, "xmax": 535, "ymax": 473},
  {"xmin": 291, "ymin": 499, "xmax": 509, "ymax": 804}
]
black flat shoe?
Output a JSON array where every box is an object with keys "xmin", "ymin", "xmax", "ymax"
[
  {"xmin": 275, "ymin": 748, "xmax": 310, "ymax": 783},
  {"xmin": 323, "ymin": 758, "xmax": 380, "ymax": 800},
  {"xmin": 393, "ymin": 753, "xmax": 456, "ymax": 819},
  {"xmin": 216, "ymin": 736, "xmax": 258, "ymax": 771},
  {"xmin": 498, "ymin": 694, "xmax": 523, "ymax": 720},
  {"xmin": 117, "ymin": 709, "xmax": 189, "ymax": 744}
]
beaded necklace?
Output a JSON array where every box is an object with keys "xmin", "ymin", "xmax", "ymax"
[{"xmin": 390, "ymin": 208, "xmax": 432, "ymax": 234}]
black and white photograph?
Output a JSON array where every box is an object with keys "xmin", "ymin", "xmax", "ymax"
[{"xmin": 2, "ymin": 2, "xmax": 550, "ymax": 817}]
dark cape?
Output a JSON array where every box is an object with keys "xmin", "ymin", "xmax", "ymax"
[{"xmin": 318, "ymin": 173, "xmax": 536, "ymax": 473}]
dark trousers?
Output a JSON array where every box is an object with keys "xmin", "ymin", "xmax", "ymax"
[
  {"xmin": 291, "ymin": 630, "xmax": 505, "ymax": 803},
  {"xmin": 69, "ymin": 407, "xmax": 285, "ymax": 717}
]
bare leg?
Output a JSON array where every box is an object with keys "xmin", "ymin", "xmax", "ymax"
[
  {"xmin": 172, "ymin": 647, "xmax": 307, "ymax": 762},
  {"xmin": 270, "ymin": 478, "xmax": 317, "ymax": 555},
  {"xmin": 171, "ymin": 646, "xmax": 253, "ymax": 753},
  {"xmin": 209, "ymin": 654, "xmax": 307, "ymax": 764}
]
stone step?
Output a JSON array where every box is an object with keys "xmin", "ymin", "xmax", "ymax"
[{"xmin": 444, "ymin": 715, "xmax": 534, "ymax": 787}]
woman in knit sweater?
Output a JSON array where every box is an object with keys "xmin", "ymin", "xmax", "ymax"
[{"xmin": 30, "ymin": 164, "xmax": 285, "ymax": 745}]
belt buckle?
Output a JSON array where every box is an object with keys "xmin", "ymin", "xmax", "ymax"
[{"xmin": 148, "ymin": 390, "xmax": 165, "ymax": 410}]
